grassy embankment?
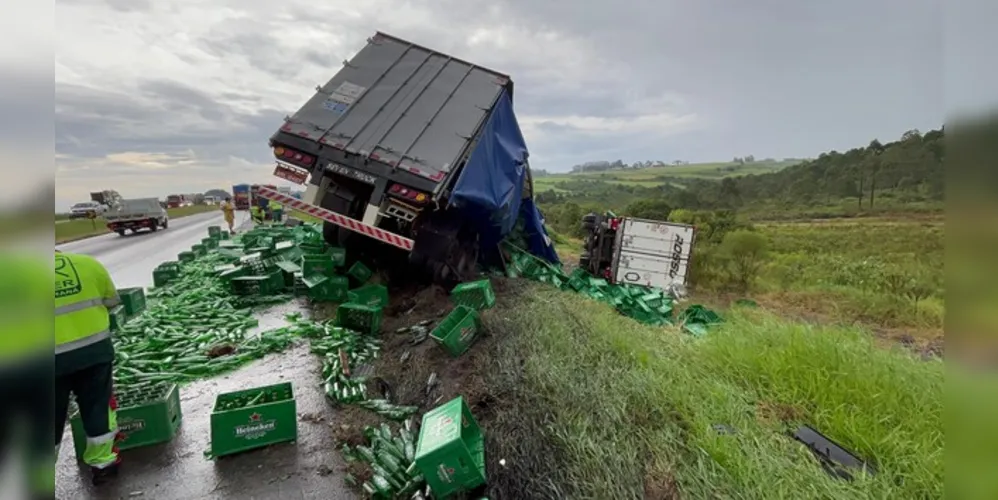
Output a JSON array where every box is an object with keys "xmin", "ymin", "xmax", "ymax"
[
  {"xmin": 55, "ymin": 205, "xmax": 219, "ymax": 243},
  {"xmin": 483, "ymin": 284, "xmax": 942, "ymax": 499},
  {"xmin": 534, "ymin": 160, "xmax": 799, "ymax": 192}
]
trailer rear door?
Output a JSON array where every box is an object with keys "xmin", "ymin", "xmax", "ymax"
[{"xmin": 611, "ymin": 218, "xmax": 695, "ymax": 289}]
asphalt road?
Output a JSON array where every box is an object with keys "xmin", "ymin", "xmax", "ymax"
[
  {"xmin": 56, "ymin": 211, "xmax": 251, "ymax": 289},
  {"xmin": 54, "ymin": 212, "xmax": 357, "ymax": 500}
]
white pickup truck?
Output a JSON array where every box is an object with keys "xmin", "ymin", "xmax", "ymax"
[{"xmin": 104, "ymin": 198, "xmax": 169, "ymax": 236}]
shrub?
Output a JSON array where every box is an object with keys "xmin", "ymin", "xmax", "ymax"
[{"xmin": 719, "ymin": 230, "xmax": 770, "ymax": 292}]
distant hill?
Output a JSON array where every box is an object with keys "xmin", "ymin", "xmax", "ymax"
[
  {"xmin": 534, "ymin": 159, "xmax": 800, "ymax": 192},
  {"xmin": 204, "ymin": 189, "xmax": 230, "ymax": 199}
]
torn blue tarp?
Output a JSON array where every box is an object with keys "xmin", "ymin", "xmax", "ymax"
[{"xmin": 451, "ymin": 89, "xmax": 559, "ymax": 263}]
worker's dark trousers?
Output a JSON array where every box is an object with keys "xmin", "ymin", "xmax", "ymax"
[
  {"xmin": 54, "ymin": 361, "xmax": 119, "ymax": 469},
  {"xmin": 0, "ymin": 356, "xmax": 54, "ymax": 496}
]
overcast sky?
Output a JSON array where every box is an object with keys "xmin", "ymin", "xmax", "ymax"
[{"xmin": 48, "ymin": 0, "xmax": 990, "ymax": 210}]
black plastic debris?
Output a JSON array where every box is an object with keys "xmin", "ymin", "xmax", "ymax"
[{"xmin": 791, "ymin": 425, "xmax": 875, "ymax": 480}]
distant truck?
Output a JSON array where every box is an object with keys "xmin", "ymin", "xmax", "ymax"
[
  {"xmin": 579, "ymin": 212, "xmax": 695, "ymax": 291},
  {"xmin": 165, "ymin": 194, "xmax": 191, "ymax": 208},
  {"xmin": 263, "ymin": 31, "xmax": 558, "ymax": 283},
  {"xmin": 250, "ymin": 184, "xmax": 277, "ymax": 208},
  {"xmin": 104, "ymin": 198, "xmax": 169, "ymax": 236},
  {"xmin": 232, "ymin": 184, "xmax": 251, "ymax": 210}
]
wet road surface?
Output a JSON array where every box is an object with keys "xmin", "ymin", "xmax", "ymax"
[
  {"xmin": 55, "ymin": 216, "xmax": 358, "ymax": 500},
  {"xmin": 56, "ymin": 210, "xmax": 253, "ymax": 290}
]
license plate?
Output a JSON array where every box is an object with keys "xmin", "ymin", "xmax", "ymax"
[
  {"xmin": 273, "ymin": 164, "xmax": 309, "ymax": 184},
  {"xmin": 326, "ymin": 163, "xmax": 377, "ymax": 185}
]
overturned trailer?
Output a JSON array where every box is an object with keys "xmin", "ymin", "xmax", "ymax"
[{"xmin": 261, "ymin": 32, "xmax": 558, "ymax": 284}]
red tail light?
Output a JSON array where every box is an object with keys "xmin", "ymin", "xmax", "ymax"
[
  {"xmin": 389, "ymin": 184, "xmax": 428, "ymax": 204},
  {"xmin": 273, "ymin": 146, "xmax": 315, "ymax": 166}
]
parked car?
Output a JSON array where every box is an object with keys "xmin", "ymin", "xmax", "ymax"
[{"xmin": 69, "ymin": 201, "xmax": 106, "ymax": 219}]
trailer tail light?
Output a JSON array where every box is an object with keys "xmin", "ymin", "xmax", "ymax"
[
  {"xmin": 273, "ymin": 146, "xmax": 315, "ymax": 166},
  {"xmin": 389, "ymin": 183, "xmax": 428, "ymax": 204}
]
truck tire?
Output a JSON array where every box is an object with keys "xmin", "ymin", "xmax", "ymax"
[
  {"xmin": 149, "ymin": 220, "xmax": 158, "ymax": 232},
  {"xmin": 116, "ymin": 230, "xmax": 126, "ymax": 237},
  {"xmin": 162, "ymin": 219, "xmax": 169, "ymax": 229}
]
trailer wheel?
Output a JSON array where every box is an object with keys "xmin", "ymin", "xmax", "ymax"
[
  {"xmin": 149, "ymin": 220, "xmax": 158, "ymax": 232},
  {"xmin": 116, "ymin": 230, "xmax": 125, "ymax": 237}
]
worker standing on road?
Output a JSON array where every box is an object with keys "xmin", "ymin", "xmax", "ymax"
[
  {"xmin": 250, "ymin": 203, "xmax": 264, "ymax": 224},
  {"xmin": 268, "ymin": 199, "xmax": 282, "ymax": 223},
  {"xmin": 220, "ymin": 197, "xmax": 236, "ymax": 234},
  {"xmin": 54, "ymin": 251, "xmax": 122, "ymax": 486}
]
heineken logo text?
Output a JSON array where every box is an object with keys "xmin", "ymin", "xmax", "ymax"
[
  {"xmin": 120, "ymin": 420, "xmax": 145, "ymax": 432},
  {"xmin": 236, "ymin": 420, "xmax": 277, "ymax": 439}
]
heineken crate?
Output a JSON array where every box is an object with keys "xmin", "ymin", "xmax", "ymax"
[
  {"xmin": 414, "ymin": 396, "xmax": 486, "ymax": 497},
  {"xmin": 178, "ymin": 251, "xmax": 196, "ymax": 263},
  {"xmin": 191, "ymin": 243, "xmax": 207, "ymax": 256},
  {"xmin": 208, "ymin": 225, "xmax": 222, "ymax": 237},
  {"xmin": 109, "ymin": 305, "xmax": 129, "ymax": 331},
  {"xmin": 301, "ymin": 254, "xmax": 335, "ymax": 279},
  {"xmin": 218, "ymin": 265, "xmax": 247, "ymax": 283},
  {"xmin": 450, "ymin": 279, "xmax": 496, "ymax": 310},
  {"xmin": 230, "ymin": 270, "xmax": 284, "ymax": 296},
  {"xmin": 327, "ymin": 247, "xmax": 346, "ymax": 267},
  {"xmin": 334, "ymin": 302, "xmax": 382, "ymax": 334},
  {"xmin": 68, "ymin": 383, "xmax": 181, "ymax": 460},
  {"xmin": 219, "ymin": 231, "xmax": 230, "ymax": 240},
  {"xmin": 152, "ymin": 262, "xmax": 180, "ymax": 287},
  {"xmin": 430, "ymin": 306, "xmax": 481, "ymax": 357},
  {"xmin": 298, "ymin": 242, "xmax": 326, "ymax": 255},
  {"xmin": 307, "ymin": 275, "xmax": 349, "ymax": 302},
  {"xmin": 274, "ymin": 261, "xmax": 302, "ymax": 288},
  {"xmin": 201, "ymin": 237, "xmax": 219, "ymax": 249},
  {"xmin": 347, "ymin": 284, "xmax": 389, "ymax": 308},
  {"xmin": 346, "ymin": 261, "xmax": 373, "ymax": 284},
  {"xmin": 117, "ymin": 287, "xmax": 146, "ymax": 317},
  {"xmin": 209, "ymin": 382, "xmax": 297, "ymax": 458}
]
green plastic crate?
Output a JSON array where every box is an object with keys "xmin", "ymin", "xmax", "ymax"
[
  {"xmin": 229, "ymin": 270, "xmax": 284, "ymax": 296},
  {"xmin": 69, "ymin": 383, "xmax": 181, "ymax": 460},
  {"xmin": 327, "ymin": 247, "xmax": 346, "ymax": 267},
  {"xmin": 301, "ymin": 254, "xmax": 336, "ymax": 279},
  {"xmin": 219, "ymin": 231, "xmax": 230, "ymax": 240},
  {"xmin": 209, "ymin": 382, "xmax": 297, "ymax": 458},
  {"xmin": 109, "ymin": 305, "xmax": 128, "ymax": 331},
  {"xmin": 450, "ymin": 279, "xmax": 496, "ymax": 310},
  {"xmin": 152, "ymin": 262, "xmax": 180, "ymax": 287},
  {"xmin": 116, "ymin": 287, "xmax": 146, "ymax": 317},
  {"xmin": 430, "ymin": 306, "xmax": 481, "ymax": 357},
  {"xmin": 334, "ymin": 303, "xmax": 383, "ymax": 334},
  {"xmin": 347, "ymin": 284, "xmax": 389, "ymax": 308},
  {"xmin": 191, "ymin": 244, "xmax": 207, "ymax": 256},
  {"xmin": 208, "ymin": 226, "xmax": 222, "ymax": 237},
  {"xmin": 307, "ymin": 275, "xmax": 349, "ymax": 302},
  {"xmin": 202, "ymin": 237, "xmax": 219, "ymax": 249},
  {"xmin": 347, "ymin": 261, "xmax": 373, "ymax": 284},
  {"xmin": 178, "ymin": 251, "xmax": 196, "ymax": 263},
  {"xmin": 414, "ymin": 396, "xmax": 486, "ymax": 497},
  {"xmin": 218, "ymin": 266, "xmax": 247, "ymax": 283}
]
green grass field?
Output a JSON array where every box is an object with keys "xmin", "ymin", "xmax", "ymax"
[
  {"xmin": 55, "ymin": 205, "xmax": 219, "ymax": 243},
  {"xmin": 535, "ymin": 159, "xmax": 799, "ymax": 192},
  {"xmin": 487, "ymin": 284, "xmax": 942, "ymax": 498}
]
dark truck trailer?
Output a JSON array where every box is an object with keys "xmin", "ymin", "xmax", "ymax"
[{"xmin": 266, "ymin": 31, "xmax": 558, "ymax": 283}]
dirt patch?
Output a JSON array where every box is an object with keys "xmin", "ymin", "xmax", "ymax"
[
  {"xmin": 644, "ymin": 467, "xmax": 681, "ymax": 500},
  {"xmin": 756, "ymin": 400, "xmax": 807, "ymax": 425}
]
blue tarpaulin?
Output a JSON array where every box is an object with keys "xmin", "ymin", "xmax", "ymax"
[{"xmin": 451, "ymin": 89, "xmax": 559, "ymax": 264}]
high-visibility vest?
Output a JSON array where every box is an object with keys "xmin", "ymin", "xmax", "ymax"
[
  {"xmin": 268, "ymin": 201, "xmax": 280, "ymax": 210},
  {"xmin": 54, "ymin": 253, "xmax": 120, "ymax": 355},
  {"xmin": 0, "ymin": 255, "xmax": 50, "ymax": 362}
]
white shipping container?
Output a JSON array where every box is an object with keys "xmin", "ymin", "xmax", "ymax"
[{"xmin": 611, "ymin": 218, "xmax": 695, "ymax": 290}]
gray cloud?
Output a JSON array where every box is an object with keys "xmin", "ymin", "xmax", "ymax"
[{"xmin": 52, "ymin": 0, "xmax": 988, "ymax": 209}]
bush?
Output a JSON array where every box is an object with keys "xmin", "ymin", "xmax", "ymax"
[{"xmin": 719, "ymin": 230, "xmax": 769, "ymax": 292}]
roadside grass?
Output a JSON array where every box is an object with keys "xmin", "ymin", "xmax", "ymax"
[
  {"xmin": 753, "ymin": 217, "xmax": 944, "ymax": 337},
  {"xmin": 488, "ymin": 284, "xmax": 943, "ymax": 499},
  {"xmin": 534, "ymin": 160, "xmax": 799, "ymax": 192},
  {"xmin": 55, "ymin": 205, "xmax": 218, "ymax": 243}
]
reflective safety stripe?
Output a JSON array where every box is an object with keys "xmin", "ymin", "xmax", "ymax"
[
  {"xmin": 103, "ymin": 297, "xmax": 121, "ymax": 308},
  {"xmin": 54, "ymin": 297, "xmax": 104, "ymax": 316},
  {"xmin": 55, "ymin": 329, "xmax": 110, "ymax": 354},
  {"xmin": 86, "ymin": 429, "xmax": 119, "ymax": 445}
]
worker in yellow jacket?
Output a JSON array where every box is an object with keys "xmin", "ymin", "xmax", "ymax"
[
  {"xmin": 54, "ymin": 251, "xmax": 122, "ymax": 485},
  {"xmin": 250, "ymin": 204, "xmax": 265, "ymax": 224},
  {"xmin": 268, "ymin": 199, "xmax": 283, "ymax": 223},
  {"xmin": 0, "ymin": 254, "xmax": 55, "ymax": 497}
]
